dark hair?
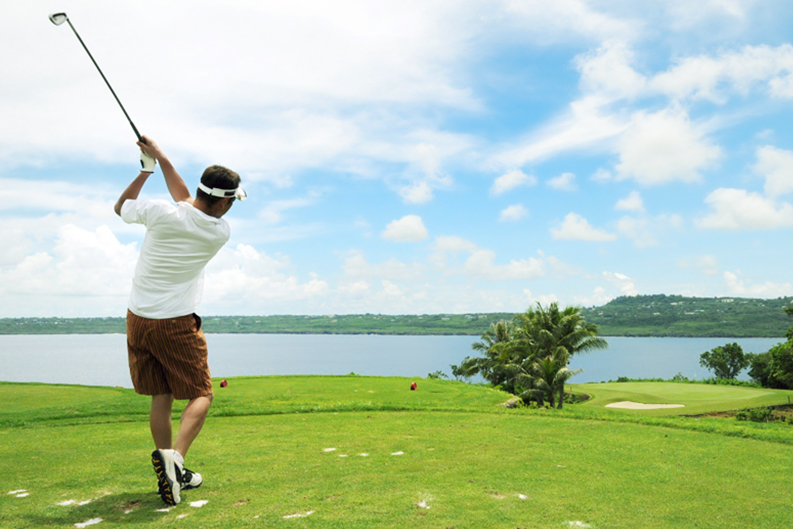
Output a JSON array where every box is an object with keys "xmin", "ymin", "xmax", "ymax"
[{"xmin": 196, "ymin": 165, "xmax": 241, "ymax": 207}]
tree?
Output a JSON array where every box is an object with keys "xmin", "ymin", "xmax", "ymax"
[
  {"xmin": 699, "ymin": 342, "xmax": 748, "ymax": 379},
  {"xmin": 459, "ymin": 303, "xmax": 606, "ymax": 408},
  {"xmin": 748, "ymin": 342, "xmax": 793, "ymax": 389},
  {"xmin": 516, "ymin": 348, "xmax": 582, "ymax": 408},
  {"xmin": 514, "ymin": 303, "xmax": 607, "ymax": 408},
  {"xmin": 748, "ymin": 303, "xmax": 793, "ymax": 389},
  {"xmin": 458, "ymin": 320, "xmax": 521, "ymax": 392}
]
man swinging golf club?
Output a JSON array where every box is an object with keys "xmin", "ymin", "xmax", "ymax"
[{"xmin": 115, "ymin": 137, "xmax": 245, "ymax": 505}]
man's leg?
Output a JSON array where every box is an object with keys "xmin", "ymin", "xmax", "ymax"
[
  {"xmin": 151, "ymin": 394, "xmax": 174, "ymax": 448},
  {"xmin": 173, "ymin": 394, "xmax": 213, "ymax": 457}
]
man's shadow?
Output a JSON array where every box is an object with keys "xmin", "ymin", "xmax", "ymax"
[{"xmin": 20, "ymin": 491, "xmax": 181, "ymax": 526}]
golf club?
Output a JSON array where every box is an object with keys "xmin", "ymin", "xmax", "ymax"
[{"xmin": 49, "ymin": 12, "xmax": 144, "ymax": 143}]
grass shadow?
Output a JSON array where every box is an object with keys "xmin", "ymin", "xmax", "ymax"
[{"xmin": 21, "ymin": 490, "xmax": 175, "ymax": 527}]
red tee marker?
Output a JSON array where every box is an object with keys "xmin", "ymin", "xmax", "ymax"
[
  {"xmin": 220, "ymin": 379, "xmax": 228, "ymax": 388},
  {"xmin": 410, "ymin": 382, "xmax": 417, "ymax": 391}
]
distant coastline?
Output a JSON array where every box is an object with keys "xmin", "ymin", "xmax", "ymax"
[{"xmin": 1, "ymin": 294, "xmax": 791, "ymax": 337}]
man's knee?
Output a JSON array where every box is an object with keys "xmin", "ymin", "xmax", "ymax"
[
  {"xmin": 152, "ymin": 393, "xmax": 174, "ymax": 409},
  {"xmin": 189, "ymin": 393, "xmax": 213, "ymax": 406}
]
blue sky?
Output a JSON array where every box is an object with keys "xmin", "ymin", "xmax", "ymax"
[{"xmin": 4, "ymin": 0, "xmax": 793, "ymax": 317}]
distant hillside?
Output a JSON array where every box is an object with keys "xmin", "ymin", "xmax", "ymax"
[
  {"xmin": 0, "ymin": 313, "xmax": 515, "ymax": 336},
  {"xmin": 0, "ymin": 295, "xmax": 791, "ymax": 337},
  {"xmin": 581, "ymin": 294, "xmax": 793, "ymax": 337}
]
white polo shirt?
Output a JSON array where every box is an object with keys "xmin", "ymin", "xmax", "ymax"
[{"xmin": 121, "ymin": 199, "xmax": 231, "ymax": 319}]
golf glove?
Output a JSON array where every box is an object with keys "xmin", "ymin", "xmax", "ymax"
[{"xmin": 140, "ymin": 151, "xmax": 156, "ymax": 173}]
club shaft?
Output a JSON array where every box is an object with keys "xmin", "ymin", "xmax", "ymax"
[{"xmin": 65, "ymin": 19, "xmax": 142, "ymax": 142}]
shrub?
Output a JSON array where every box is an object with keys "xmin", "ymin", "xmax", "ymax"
[
  {"xmin": 700, "ymin": 378, "xmax": 760, "ymax": 388},
  {"xmin": 736, "ymin": 407, "xmax": 773, "ymax": 423}
]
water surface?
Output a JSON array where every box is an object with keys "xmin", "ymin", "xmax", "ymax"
[{"xmin": 0, "ymin": 334, "xmax": 782, "ymax": 388}]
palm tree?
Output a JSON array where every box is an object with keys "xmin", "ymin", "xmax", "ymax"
[
  {"xmin": 459, "ymin": 304, "xmax": 606, "ymax": 406},
  {"xmin": 515, "ymin": 303, "xmax": 607, "ymax": 408},
  {"xmin": 517, "ymin": 348, "xmax": 583, "ymax": 408},
  {"xmin": 459, "ymin": 320, "xmax": 519, "ymax": 391}
]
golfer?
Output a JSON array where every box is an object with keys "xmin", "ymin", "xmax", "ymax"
[{"xmin": 114, "ymin": 136, "xmax": 245, "ymax": 505}]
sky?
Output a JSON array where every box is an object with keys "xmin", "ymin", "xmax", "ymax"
[{"xmin": 4, "ymin": 0, "xmax": 793, "ymax": 317}]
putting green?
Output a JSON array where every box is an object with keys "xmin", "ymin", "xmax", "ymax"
[{"xmin": 571, "ymin": 381, "xmax": 793, "ymax": 415}]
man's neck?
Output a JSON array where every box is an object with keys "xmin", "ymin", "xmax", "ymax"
[{"xmin": 192, "ymin": 199, "xmax": 223, "ymax": 219}]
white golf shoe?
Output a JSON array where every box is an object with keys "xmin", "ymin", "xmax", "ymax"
[{"xmin": 151, "ymin": 449, "xmax": 181, "ymax": 505}]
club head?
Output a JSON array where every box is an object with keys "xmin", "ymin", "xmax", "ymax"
[{"xmin": 49, "ymin": 12, "xmax": 69, "ymax": 26}]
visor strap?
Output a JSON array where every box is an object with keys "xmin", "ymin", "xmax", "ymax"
[{"xmin": 198, "ymin": 182, "xmax": 238, "ymax": 198}]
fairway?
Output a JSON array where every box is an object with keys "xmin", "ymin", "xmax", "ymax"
[{"xmin": 2, "ymin": 377, "xmax": 792, "ymax": 528}]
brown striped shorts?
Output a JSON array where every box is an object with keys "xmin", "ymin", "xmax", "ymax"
[{"xmin": 126, "ymin": 310, "xmax": 213, "ymax": 400}]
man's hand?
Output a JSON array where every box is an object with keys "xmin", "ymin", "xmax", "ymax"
[
  {"xmin": 140, "ymin": 151, "xmax": 156, "ymax": 173},
  {"xmin": 137, "ymin": 135, "xmax": 166, "ymax": 162},
  {"xmin": 135, "ymin": 135, "xmax": 193, "ymax": 204}
]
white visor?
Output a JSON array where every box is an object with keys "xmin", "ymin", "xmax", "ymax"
[{"xmin": 198, "ymin": 182, "xmax": 247, "ymax": 201}]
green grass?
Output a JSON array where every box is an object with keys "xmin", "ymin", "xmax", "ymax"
[
  {"xmin": 2, "ymin": 377, "xmax": 793, "ymax": 528},
  {"xmin": 572, "ymin": 381, "xmax": 793, "ymax": 416}
]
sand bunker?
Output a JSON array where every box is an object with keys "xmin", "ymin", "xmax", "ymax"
[{"xmin": 606, "ymin": 401, "xmax": 685, "ymax": 410}]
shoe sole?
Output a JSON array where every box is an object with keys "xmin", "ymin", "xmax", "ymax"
[{"xmin": 151, "ymin": 450, "xmax": 181, "ymax": 505}]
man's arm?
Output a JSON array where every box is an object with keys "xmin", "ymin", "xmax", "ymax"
[
  {"xmin": 114, "ymin": 171, "xmax": 151, "ymax": 216},
  {"xmin": 137, "ymin": 136, "xmax": 194, "ymax": 205}
]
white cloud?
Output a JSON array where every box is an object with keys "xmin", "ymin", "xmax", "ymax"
[
  {"xmin": 399, "ymin": 181, "xmax": 435, "ymax": 204},
  {"xmin": 523, "ymin": 289, "xmax": 561, "ymax": 307},
  {"xmin": 338, "ymin": 280, "xmax": 371, "ymax": 298},
  {"xmin": 547, "ymin": 172, "xmax": 577, "ymax": 192},
  {"xmin": 724, "ymin": 270, "xmax": 793, "ymax": 297},
  {"xmin": 394, "ymin": 135, "xmax": 464, "ymax": 204},
  {"xmin": 259, "ymin": 193, "xmax": 321, "ymax": 225},
  {"xmin": 650, "ymin": 44, "xmax": 793, "ymax": 103},
  {"xmin": 616, "ymin": 214, "xmax": 683, "ymax": 248},
  {"xmin": 663, "ymin": 0, "xmax": 754, "ymax": 29},
  {"xmin": 0, "ymin": 224, "xmax": 137, "ymax": 316},
  {"xmin": 614, "ymin": 191, "xmax": 644, "ymax": 212},
  {"xmin": 575, "ymin": 40, "xmax": 647, "ymax": 100},
  {"xmin": 431, "ymin": 236, "xmax": 551, "ymax": 281},
  {"xmin": 499, "ymin": 204, "xmax": 528, "ymax": 222},
  {"xmin": 463, "ymin": 250, "xmax": 544, "ymax": 281},
  {"xmin": 247, "ymin": 172, "xmax": 294, "ymax": 189},
  {"xmin": 494, "ymin": 43, "xmax": 793, "ymax": 177},
  {"xmin": 342, "ymin": 250, "xmax": 424, "ymax": 281},
  {"xmin": 493, "ymin": 96, "xmax": 630, "ymax": 167},
  {"xmin": 679, "ymin": 255, "xmax": 720, "ymax": 277},
  {"xmin": 382, "ymin": 215, "xmax": 429, "ymax": 242},
  {"xmin": 696, "ymin": 188, "xmax": 793, "ymax": 230},
  {"xmin": 753, "ymin": 145, "xmax": 793, "ymax": 198},
  {"xmin": 616, "ymin": 108, "xmax": 722, "ymax": 185},
  {"xmin": 380, "ymin": 280, "xmax": 404, "ymax": 297},
  {"xmin": 573, "ymin": 286, "xmax": 613, "ymax": 307},
  {"xmin": 429, "ymin": 234, "xmax": 476, "ymax": 268},
  {"xmin": 603, "ymin": 271, "xmax": 638, "ymax": 296},
  {"xmin": 499, "ymin": 0, "xmax": 636, "ymax": 43},
  {"xmin": 202, "ymin": 244, "xmax": 331, "ymax": 313},
  {"xmin": 591, "ymin": 168, "xmax": 614, "ymax": 182},
  {"xmin": 2, "ymin": 1, "xmax": 491, "ymax": 212},
  {"xmin": 432, "ymin": 235, "xmax": 479, "ymax": 254},
  {"xmin": 550, "ymin": 213, "xmax": 618, "ymax": 241},
  {"xmin": 490, "ymin": 169, "xmax": 537, "ymax": 196},
  {"xmin": 545, "ymin": 253, "xmax": 583, "ymax": 279}
]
